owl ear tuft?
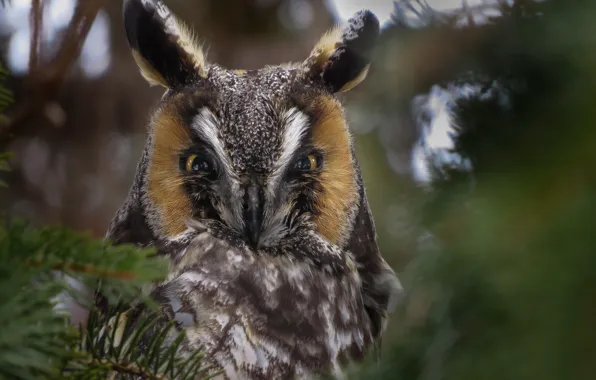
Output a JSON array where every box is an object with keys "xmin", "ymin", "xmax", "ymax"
[
  {"xmin": 123, "ymin": 0, "xmax": 208, "ymax": 88},
  {"xmin": 305, "ymin": 10, "xmax": 380, "ymax": 93}
]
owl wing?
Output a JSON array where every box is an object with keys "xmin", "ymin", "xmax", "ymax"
[{"xmin": 348, "ymin": 165, "xmax": 404, "ymax": 342}]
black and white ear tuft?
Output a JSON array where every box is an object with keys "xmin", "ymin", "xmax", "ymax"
[
  {"xmin": 304, "ymin": 10, "xmax": 380, "ymax": 93},
  {"xmin": 123, "ymin": 0, "xmax": 207, "ymax": 88}
]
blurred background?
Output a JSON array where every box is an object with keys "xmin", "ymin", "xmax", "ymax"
[
  {"xmin": 0, "ymin": 0, "xmax": 505, "ymax": 265},
  {"xmin": 1, "ymin": 0, "xmax": 596, "ymax": 379}
]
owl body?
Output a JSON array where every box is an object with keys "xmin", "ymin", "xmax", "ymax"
[
  {"xmin": 107, "ymin": 1, "xmax": 402, "ymax": 378},
  {"xmin": 152, "ymin": 224, "xmax": 372, "ymax": 379}
]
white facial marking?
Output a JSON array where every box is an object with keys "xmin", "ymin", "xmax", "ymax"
[
  {"xmin": 256, "ymin": 108, "xmax": 310, "ymax": 246},
  {"xmin": 191, "ymin": 109, "xmax": 244, "ymax": 230},
  {"xmin": 267, "ymin": 108, "xmax": 310, "ymax": 193},
  {"xmin": 191, "ymin": 108, "xmax": 235, "ymax": 179}
]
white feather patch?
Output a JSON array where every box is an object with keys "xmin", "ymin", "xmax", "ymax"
[
  {"xmin": 192, "ymin": 109, "xmax": 236, "ymax": 179},
  {"xmin": 267, "ymin": 108, "xmax": 309, "ymax": 193}
]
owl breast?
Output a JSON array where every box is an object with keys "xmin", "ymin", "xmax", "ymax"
[{"xmin": 152, "ymin": 227, "xmax": 374, "ymax": 380}]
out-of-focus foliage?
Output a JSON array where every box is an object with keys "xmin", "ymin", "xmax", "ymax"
[
  {"xmin": 348, "ymin": 0, "xmax": 596, "ymax": 379},
  {"xmin": 0, "ymin": 64, "xmax": 11, "ymax": 124},
  {"xmin": 0, "ymin": 63, "xmax": 11, "ymax": 188},
  {"xmin": 0, "ymin": 219, "xmax": 212, "ymax": 379}
]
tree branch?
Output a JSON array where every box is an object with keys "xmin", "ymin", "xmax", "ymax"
[
  {"xmin": 1, "ymin": 0, "xmax": 106, "ymax": 139},
  {"xmin": 29, "ymin": 0, "xmax": 43, "ymax": 72},
  {"xmin": 49, "ymin": 0, "xmax": 104, "ymax": 86}
]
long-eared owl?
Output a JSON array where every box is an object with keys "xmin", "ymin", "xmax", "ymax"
[{"xmin": 106, "ymin": 0, "xmax": 403, "ymax": 378}]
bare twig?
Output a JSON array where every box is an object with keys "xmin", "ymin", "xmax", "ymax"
[
  {"xmin": 0, "ymin": 0, "xmax": 106, "ymax": 139},
  {"xmin": 29, "ymin": 0, "xmax": 43, "ymax": 72},
  {"xmin": 49, "ymin": 0, "xmax": 104, "ymax": 86}
]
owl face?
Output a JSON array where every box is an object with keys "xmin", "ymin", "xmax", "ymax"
[{"xmin": 123, "ymin": 0, "xmax": 380, "ymax": 248}]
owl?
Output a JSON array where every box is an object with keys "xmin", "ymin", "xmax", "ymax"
[{"xmin": 105, "ymin": 0, "xmax": 403, "ymax": 379}]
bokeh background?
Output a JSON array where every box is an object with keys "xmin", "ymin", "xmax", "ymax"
[
  {"xmin": 2, "ymin": 0, "xmax": 596, "ymax": 379},
  {"xmin": 0, "ymin": 0, "xmax": 479, "ymax": 263}
]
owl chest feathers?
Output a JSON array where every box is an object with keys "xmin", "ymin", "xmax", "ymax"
[{"xmin": 153, "ymin": 228, "xmax": 373, "ymax": 379}]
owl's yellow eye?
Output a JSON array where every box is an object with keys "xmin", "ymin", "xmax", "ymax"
[
  {"xmin": 293, "ymin": 154, "xmax": 322, "ymax": 172},
  {"xmin": 308, "ymin": 155, "xmax": 318, "ymax": 169},
  {"xmin": 183, "ymin": 154, "xmax": 213, "ymax": 173}
]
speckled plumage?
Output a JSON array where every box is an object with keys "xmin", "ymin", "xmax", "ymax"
[
  {"xmin": 154, "ymin": 222, "xmax": 372, "ymax": 379},
  {"xmin": 105, "ymin": 1, "xmax": 402, "ymax": 379}
]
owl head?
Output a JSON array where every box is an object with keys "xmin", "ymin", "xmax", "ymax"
[{"xmin": 118, "ymin": 0, "xmax": 380, "ymax": 250}]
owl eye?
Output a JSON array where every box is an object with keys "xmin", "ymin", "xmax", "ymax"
[
  {"xmin": 293, "ymin": 154, "xmax": 322, "ymax": 172},
  {"xmin": 182, "ymin": 154, "xmax": 214, "ymax": 174}
]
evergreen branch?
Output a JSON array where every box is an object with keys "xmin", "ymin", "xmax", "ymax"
[
  {"xmin": 0, "ymin": 219, "xmax": 167, "ymax": 285},
  {"xmin": 71, "ymin": 358, "xmax": 170, "ymax": 379},
  {"xmin": 61, "ymin": 308, "xmax": 216, "ymax": 380},
  {"xmin": 0, "ymin": 217, "xmax": 217, "ymax": 379},
  {"xmin": 0, "ymin": 218, "xmax": 202, "ymax": 379},
  {"xmin": 0, "ymin": 278, "xmax": 78, "ymax": 379},
  {"xmin": 25, "ymin": 259, "xmax": 138, "ymax": 280}
]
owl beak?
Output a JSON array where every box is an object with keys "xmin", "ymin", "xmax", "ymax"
[{"xmin": 243, "ymin": 182, "xmax": 264, "ymax": 248}]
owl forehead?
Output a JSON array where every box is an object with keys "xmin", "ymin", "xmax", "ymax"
[{"xmin": 207, "ymin": 66, "xmax": 305, "ymax": 173}]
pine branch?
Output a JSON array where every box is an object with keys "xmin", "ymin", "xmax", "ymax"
[
  {"xmin": 26, "ymin": 259, "xmax": 138, "ymax": 280},
  {"xmin": 1, "ymin": 220, "xmax": 166, "ymax": 282},
  {"xmin": 0, "ymin": 214, "xmax": 220, "ymax": 379},
  {"xmin": 0, "ymin": 280, "xmax": 78, "ymax": 379},
  {"xmin": 0, "ymin": 219, "xmax": 171, "ymax": 379},
  {"xmin": 61, "ymin": 308, "xmax": 219, "ymax": 380}
]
